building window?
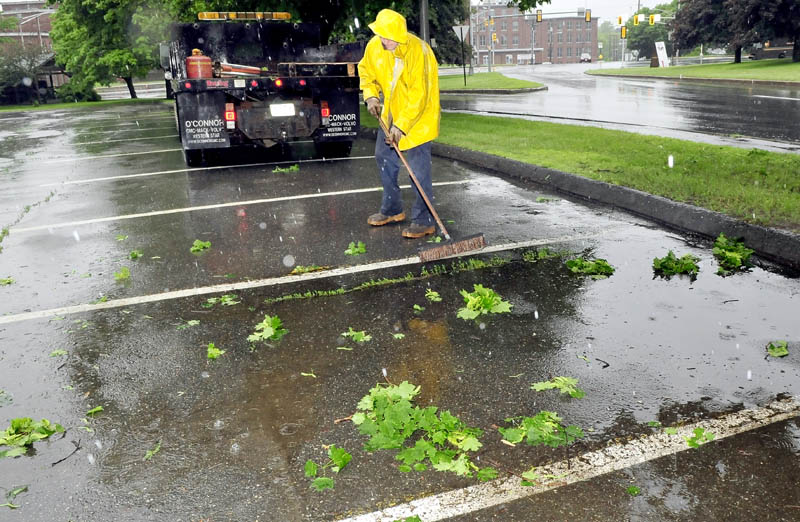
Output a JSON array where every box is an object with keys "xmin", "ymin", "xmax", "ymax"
[
  {"xmin": 483, "ymin": 55, "xmax": 488, "ymax": 65},
  {"xmin": 513, "ymin": 34, "xmax": 519, "ymax": 46},
  {"xmin": 512, "ymin": 20, "xmax": 519, "ymax": 31},
  {"xmin": 480, "ymin": 35, "xmax": 486, "ymax": 46},
  {"xmin": 558, "ymin": 47, "xmax": 562, "ymax": 57},
  {"xmin": 501, "ymin": 20, "xmax": 507, "ymax": 30},
  {"xmin": 576, "ymin": 31, "xmax": 581, "ymax": 43},
  {"xmin": 567, "ymin": 32, "xmax": 572, "ymax": 43},
  {"xmin": 506, "ymin": 54, "xmax": 513, "ymax": 64},
  {"xmin": 567, "ymin": 20, "xmax": 572, "ymax": 30},
  {"xmin": 567, "ymin": 47, "xmax": 572, "ymax": 56},
  {"xmin": 500, "ymin": 35, "xmax": 507, "ymax": 46},
  {"xmin": 558, "ymin": 32, "xmax": 563, "ymax": 43}
]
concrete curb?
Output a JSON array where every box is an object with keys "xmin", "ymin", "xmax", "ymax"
[
  {"xmin": 586, "ymin": 72, "xmax": 800, "ymax": 88},
  {"xmin": 440, "ymin": 86, "xmax": 548, "ymax": 95},
  {"xmin": 359, "ymin": 127, "xmax": 800, "ymax": 270}
]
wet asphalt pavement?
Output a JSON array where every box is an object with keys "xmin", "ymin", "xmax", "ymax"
[
  {"xmin": 0, "ymin": 103, "xmax": 799, "ymax": 521},
  {"xmin": 440, "ymin": 63, "xmax": 800, "ymax": 154}
]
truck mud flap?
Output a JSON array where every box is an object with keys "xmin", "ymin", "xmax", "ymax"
[{"xmin": 176, "ymin": 91, "xmax": 230, "ymax": 149}]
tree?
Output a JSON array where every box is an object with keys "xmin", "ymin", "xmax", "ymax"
[
  {"xmin": 626, "ymin": 4, "xmax": 674, "ymax": 59},
  {"xmin": 49, "ymin": 0, "xmax": 160, "ymax": 99},
  {"xmin": 726, "ymin": 0, "xmax": 800, "ymax": 62},
  {"xmin": 505, "ymin": 0, "xmax": 553, "ymax": 11},
  {"xmin": 0, "ymin": 18, "xmax": 51, "ymax": 104},
  {"xmin": 673, "ymin": 0, "xmax": 749, "ymax": 62}
]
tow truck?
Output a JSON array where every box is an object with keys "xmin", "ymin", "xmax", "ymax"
[{"xmin": 159, "ymin": 11, "xmax": 364, "ymax": 167}]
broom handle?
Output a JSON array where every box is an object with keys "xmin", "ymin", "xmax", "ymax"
[{"xmin": 378, "ymin": 119, "xmax": 451, "ymax": 240}]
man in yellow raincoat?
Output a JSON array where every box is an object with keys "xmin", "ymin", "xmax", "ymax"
[{"xmin": 358, "ymin": 9, "xmax": 441, "ymax": 239}]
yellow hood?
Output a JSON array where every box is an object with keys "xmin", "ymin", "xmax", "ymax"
[{"xmin": 368, "ymin": 9, "xmax": 408, "ymax": 44}]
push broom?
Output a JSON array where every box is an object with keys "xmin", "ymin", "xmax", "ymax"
[{"xmin": 378, "ymin": 119, "xmax": 486, "ymax": 262}]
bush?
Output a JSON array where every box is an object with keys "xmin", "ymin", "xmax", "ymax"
[{"xmin": 56, "ymin": 82, "xmax": 100, "ymax": 103}]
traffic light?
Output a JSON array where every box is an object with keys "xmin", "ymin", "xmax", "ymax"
[
  {"xmin": 617, "ymin": 16, "xmax": 623, "ymax": 25},
  {"xmin": 649, "ymin": 14, "xmax": 655, "ymax": 25},
  {"xmin": 621, "ymin": 26, "xmax": 627, "ymax": 39},
  {"xmin": 585, "ymin": 9, "xmax": 591, "ymax": 23},
  {"xmin": 492, "ymin": 32, "xmax": 497, "ymax": 43},
  {"xmin": 633, "ymin": 15, "xmax": 639, "ymax": 26},
  {"xmin": 536, "ymin": 9, "xmax": 542, "ymax": 23}
]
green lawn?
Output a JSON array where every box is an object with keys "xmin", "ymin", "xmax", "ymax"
[
  {"xmin": 361, "ymin": 107, "xmax": 800, "ymax": 232},
  {"xmin": 439, "ymin": 72, "xmax": 543, "ymax": 90},
  {"xmin": 587, "ymin": 59, "xmax": 800, "ymax": 82},
  {"xmin": 0, "ymin": 98, "xmax": 171, "ymax": 113}
]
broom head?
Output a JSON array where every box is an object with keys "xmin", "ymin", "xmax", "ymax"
[{"xmin": 418, "ymin": 233, "xmax": 486, "ymax": 263}]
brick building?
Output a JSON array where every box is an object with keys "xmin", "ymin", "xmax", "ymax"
[
  {"xmin": 0, "ymin": 0, "xmax": 54, "ymax": 50},
  {"xmin": 471, "ymin": 1, "xmax": 598, "ymax": 65}
]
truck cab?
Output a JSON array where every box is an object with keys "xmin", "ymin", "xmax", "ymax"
[{"xmin": 160, "ymin": 11, "xmax": 364, "ymax": 167}]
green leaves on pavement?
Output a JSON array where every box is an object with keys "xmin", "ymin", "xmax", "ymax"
[
  {"xmin": 190, "ymin": 239, "xmax": 211, "ymax": 253},
  {"xmin": 176, "ymin": 319, "xmax": 200, "ymax": 330},
  {"xmin": 565, "ymin": 257, "xmax": 615, "ymax": 279},
  {"xmin": 201, "ymin": 294, "xmax": 240, "ymax": 308},
  {"xmin": 498, "ymin": 411, "xmax": 583, "ymax": 449},
  {"xmin": 531, "ymin": 376, "xmax": 586, "ymax": 399},
  {"xmin": 86, "ymin": 406, "xmax": 103, "ymax": 417},
  {"xmin": 143, "ymin": 441, "xmax": 161, "ymax": 461},
  {"xmin": 113, "ymin": 266, "xmax": 130, "ymax": 281},
  {"xmin": 766, "ymin": 340, "xmax": 789, "ymax": 358},
  {"xmin": 1, "ymin": 418, "xmax": 64, "ymax": 458},
  {"xmin": 341, "ymin": 327, "xmax": 371, "ymax": 343},
  {"xmin": 713, "ymin": 233, "xmax": 753, "ymax": 276},
  {"xmin": 0, "ymin": 277, "xmax": 14, "ymax": 286},
  {"xmin": 305, "ymin": 444, "xmax": 352, "ymax": 492},
  {"xmin": 684, "ymin": 427, "xmax": 715, "ymax": 448},
  {"xmin": 626, "ymin": 485, "xmax": 641, "ymax": 496},
  {"xmin": 652, "ymin": 251, "xmax": 700, "ymax": 279},
  {"xmin": 457, "ymin": 284, "xmax": 512, "ymax": 320},
  {"xmin": 206, "ymin": 342, "xmax": 225, "ymax": 360},
  {"xmin": 352, "ymin": 381, "xmax": 496, "ymax": 481},
  {"xmin": 0, "ymin": 485, "xmax": 28, "ymax": 509},
  {"xmin": 248, "ymin": 315, "xmax": 288, "ymax": 347},
  {"xmin": 129, "ymin": 250, "xmax": 143, "ymax": 260},
  {"xmin": 344, "ymin": 241, "xmax": 367, "ymax": 256},
  {"xmin": 425, "ymin": 289, "xmax": 442, "ymax": 302}
]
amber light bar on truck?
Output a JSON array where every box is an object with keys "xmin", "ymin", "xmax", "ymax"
[{"xmin": 198, "ymin": 12, "xmax": 291, "ymax": 21}]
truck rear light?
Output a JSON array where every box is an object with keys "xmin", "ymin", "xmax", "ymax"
[
  {"xmin": 320, "ymin": 101, "xmax": 330, "ymax": 118},
  {"xmin": 274, "ymin": 78, "xmax": 283, "ymax": 87},
  {"xmin": 224, "ymin": 103, "xmax": 236, "ymax": 129},
  {"xmin": 184, "ymin": 81, "xmax": 192, "ymax": 89},
  {"xmin": 299, "ymin": 79, "xmax": 307, "ymax": 86},
  {"xmin": 250, "ymin": 79, "xmax": 258, "ymax": 87}
]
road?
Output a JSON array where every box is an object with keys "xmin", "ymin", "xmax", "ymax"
[
  {"xmin": 440, "ymin": 62, "xmax": 800, "ymax": 153},
  {"xmin": 0, "ymin": 103, "xmax": 799, "ymax": 521}
]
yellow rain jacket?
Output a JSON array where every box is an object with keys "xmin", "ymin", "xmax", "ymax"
[{"xmin": 358, "ymin": 9, "xmax": 440, "ymax": 151}]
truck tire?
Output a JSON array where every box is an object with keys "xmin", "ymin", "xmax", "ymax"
[
  {"xmin": 315, "ymin": 141, "xmax": 353, "ymax": 160},
  {"xmin": 184, "ymin": 148, "xmax": 205, "ymax": 167}
]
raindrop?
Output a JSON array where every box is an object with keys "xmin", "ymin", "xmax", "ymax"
[
  {"xmin": 22, "ymin": 77, "xmax": 33, "ymax": 87},
  {"xmin": 279, "ymin": 236, "xmax": 283, "ymax": 242},
  {"xmin": 201, "ymin": 371, "xmax": 210, "ymax": 378},
  {"xmin": 259, "ymin": 222, "xmax": 267, "ymax": 230},
  {"xmin": 479, "ymin": 322, "xmax": 486, "ymax": 330},
  {"xmin": 230, "ymin": 442, "xmax": 241, "ymax": 455},
  {"xmin": 72, "ymin": 230, "xmax": 81, "ymax": 242},
  {"xmin": 534, "ymin": 310, "xmax": 539, "ymax": 320},
  {"xmin": 382, "ymin": 368, "xmax": 387, "ymax": 378},
  {"xmin": 668, "ymin": 155, "xmax": 674, "ymax": 168},
  {"xmin": 87, "ymin": 454, "xmax": 96, "ymax": 465},
  {"xmin": 282, "ymin": 255, "xmax": 295, "ymax": 267},
  {"xmin": 746, "ymin": 370, "xmax": 752, "ymax": 380},
  {"xmin": 587, "ymin": 342, "xmax": 592, "ymax": 350},
  {"xmin": 354, "ymin": 17, "xmax": 360, "ymax": 29},
  {"xmin": 736, "ymin": 343, "xmax": 740, "ymax": 350},
  {"xmin": 213, "ymin": 419, "xmax": 224, "ymax": 430},
  {"xmin": 94, "ymin": 440, "xmax": 103, "ymax": 450}
]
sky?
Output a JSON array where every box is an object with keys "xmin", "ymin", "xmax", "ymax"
[{"xmin": 471, "ymin": 0, "xmax": 663, "ymax": 23}]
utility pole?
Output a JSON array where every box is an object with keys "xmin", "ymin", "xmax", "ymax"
[{"xmin": 420, "ymin": 0, "xmax": 430, "ymax": 44}]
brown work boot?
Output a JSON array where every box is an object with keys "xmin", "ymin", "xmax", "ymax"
[
  {"xmin": 367, "ymin": 212, "xmax": 405, "ymax": 226},
  {"xmin": 402, "ymin": 223, "xmax": 435, "ymax": 239}
]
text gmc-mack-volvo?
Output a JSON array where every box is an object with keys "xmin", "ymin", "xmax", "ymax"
[{"xmin": 160, "ymin": 11, "xmax": 364, "ymax": 167}]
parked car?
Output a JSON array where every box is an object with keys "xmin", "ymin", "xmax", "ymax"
[{"xmin": 580, "ymin": 53, "xmax": 592, "ymax": 63}]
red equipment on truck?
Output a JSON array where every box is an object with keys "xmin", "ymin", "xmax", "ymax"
[{"xmin": 159, "ymin": 11, "xmax": 365, "ymax": 167}]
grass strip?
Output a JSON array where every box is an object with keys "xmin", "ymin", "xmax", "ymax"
[
  {"xmin": 361, "ymin": 108, "xmax": 800, "ymax": 233},
  {"xmin": 439, "ymin": 72, "xmax": 543, "ymax": 90},
  {"xmin": 0, "ymin": 98, "xmax": 171, "ymax": 113},
  {"xmin": 587, "ymin": 59, "xmax": 800, "ymax": 82}
]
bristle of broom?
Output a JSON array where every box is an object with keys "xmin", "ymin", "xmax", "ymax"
[{"xmin": 418, "ymin": 233, "xmax": 486, "ymax": 263}]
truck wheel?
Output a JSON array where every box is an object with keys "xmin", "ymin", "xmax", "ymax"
[
  {"xmin": 184, "ymin": 148, "xmax": 205, "ymax": 167},
  {"xmin": 315, "ymin": 141, "xmax": 353, "ymax": 160}
]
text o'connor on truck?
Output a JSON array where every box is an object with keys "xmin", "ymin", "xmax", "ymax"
[{"xmin": 159, "ymin": 11, "xmax": 366, "ymax": 167}]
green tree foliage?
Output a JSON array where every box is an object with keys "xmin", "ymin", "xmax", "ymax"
[
  {"xmin": 505, "ymin": 0, "xmax": 553, "ymax": 11},
  {"xmin": 726, "ymin": 0, "xmax": 800, "ymax": 62},
  {"xmin": 625, "ymin": 3, "xmax": 674, "ymax": 59},
  {"xmin": 673, "ymin": 0, "xmax": 749, "ymax": 62},
  {"xmin": 48, "ymin": 0, "xmax": 162, "ymax": 99},
  {"xmin": 0, "ymin": 39, "xmax": 51, "ymax": 105}
]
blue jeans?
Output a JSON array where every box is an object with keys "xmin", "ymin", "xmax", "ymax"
[{"xmin": 374, "ymin": 130, "xmax": 434, "ymax": 226}]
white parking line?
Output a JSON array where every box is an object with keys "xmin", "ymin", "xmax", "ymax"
[
  {"xmin": 0, "ymin": 234, "xmax": 595, "ymax": 325},
  {"xmin": 40, "ymin": 156, "xmax": 377, "ymax": 187},
  {"xmin": 338, "ymin": 397, "xmax": 800, "ymax": 522},
  {"xmin": 75, "ymin": 134, "xmax": 179, "ymax": 145},
  {"xmin": 42, "ymin": 149, "xmax": 182, "ymax": 164},
  {"xmin": 13, "ymin": 180, "xmax": 472, "ymax": 233},
  {"xmin": 752, "ymin": 95, "xmax": 800, "ymax": 102}
]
